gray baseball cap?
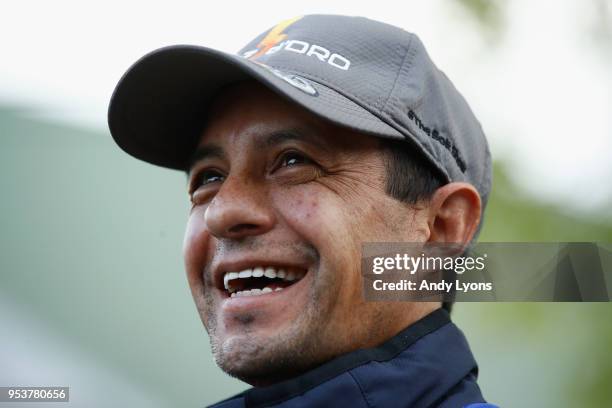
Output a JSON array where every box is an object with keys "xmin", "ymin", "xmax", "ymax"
[{"xmin": 108, "ymin": 14, "xmax": 491, "ymax": 205}]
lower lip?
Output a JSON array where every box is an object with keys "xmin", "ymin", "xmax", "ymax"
[{"xmin": 219, "ymin": 270, "xmax": 311, "ymax": 313}]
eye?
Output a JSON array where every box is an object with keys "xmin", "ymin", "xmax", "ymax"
[
  {"xmin": 279, "ymin": 151, "xmax": 312, "ymax": 168},
  {"xmin": 192, "ymin": 169, "xmax": 225, "ymax": 190}
]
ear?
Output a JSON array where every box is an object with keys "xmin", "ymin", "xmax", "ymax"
[{"xmin": 427, "ymin": 182, "xmax": 482, "ymax": 245}]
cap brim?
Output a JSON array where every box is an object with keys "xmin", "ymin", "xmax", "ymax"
[{"xmin": 108, "ymin": 45, "xmax": 406, "ymax": 171}]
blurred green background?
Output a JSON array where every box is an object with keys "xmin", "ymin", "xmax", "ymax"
[{"xmin": 1, "ymin": 1, "xmax": 612, "ymax": 407}]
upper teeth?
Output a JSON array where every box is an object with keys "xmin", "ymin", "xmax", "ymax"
[{"xmin": 223, "ymin": 266, "xmax": 304, "ymax": 294}]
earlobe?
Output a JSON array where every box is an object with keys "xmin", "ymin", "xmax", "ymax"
[{"xmin": 427, "ymin": 182, "xmax": 482, "ymax": 245}]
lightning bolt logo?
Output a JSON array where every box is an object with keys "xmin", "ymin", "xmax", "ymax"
[{"xmin": 248, "ymin": 16, "xmax": 302, "ymax": 60}]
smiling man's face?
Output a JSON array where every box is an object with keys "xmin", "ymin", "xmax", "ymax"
[{"xmin": 183, "ymin": 82, "xmax": 437, "ymax": 384}]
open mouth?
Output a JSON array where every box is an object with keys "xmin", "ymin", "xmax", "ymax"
[{"xmin": 223, "ymin": 266, "xmax": 307, "ymax": 298}]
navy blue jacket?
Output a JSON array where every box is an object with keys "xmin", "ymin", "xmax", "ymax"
[{"xmin": 209, "ymin": 309, "xmax": 493, "ymax": 408}]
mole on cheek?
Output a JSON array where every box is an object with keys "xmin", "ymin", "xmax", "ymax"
[
  {"xmin": 305, "ymin": 199, "xmax": 319, "ymax": 218},
  {"xmin": 286, "ymin": 194, "xmax": 319, "ymax": 219}
]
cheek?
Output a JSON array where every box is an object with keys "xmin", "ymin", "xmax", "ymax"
[
  {"xmin": 274, "ymin": 188, "xmax": 373, "ymax": 326},
  {"xmin": 183, "ymin": 206, "xmax": 212, "ymax": 290},
  {"xmin": 273, "ymin": 187, "xmax": 346, "ymax": 237},
  {"xmin": 271, "ymin": 186, "xmax": 360, "ymax": 271}
]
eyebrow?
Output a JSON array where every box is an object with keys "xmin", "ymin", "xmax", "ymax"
[
  {"xmin": 187, "ymin": 144, "xmax": 225, "ymax": 173},
  {"xmin": 186, "ymin": 128, "xmax": 326, "ymax": 173}
]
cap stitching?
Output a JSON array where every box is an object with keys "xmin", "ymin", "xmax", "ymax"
[
  {"xmin": 250, "ymin": 62, "xmax": 405, "ymax": 130},
  {"xmin": 248, "ymin": 61, "xmax": 378, "ymax": 120},
  {"xmin": 267, "ymin": 63, "xmax": 384, "ymax": 117},
  {"xmin": 381, "ymin": 34, "xmax": 414, "ymax": 113}
]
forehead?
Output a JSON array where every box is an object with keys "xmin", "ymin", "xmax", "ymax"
[{"xmin": 196, "ymin": 81, "xmax": 379, "ymax": 152}]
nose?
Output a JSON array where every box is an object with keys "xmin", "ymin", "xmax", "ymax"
[{"xmin": 204, "ymin": 175, "xmax": 275, "ymax": 240}]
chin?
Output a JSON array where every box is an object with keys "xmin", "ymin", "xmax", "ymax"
[
  {"xmin": 214, "ymin": 338, "xmax": 294, "ymax": 385},
  {"xmin": 212, "ymin": 321, "xmax": 327, "ymax": 385}
]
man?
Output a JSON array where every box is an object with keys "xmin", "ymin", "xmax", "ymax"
[{"xmin": 108, "ymin": 15, "xmax": 494, "ymax": 408}]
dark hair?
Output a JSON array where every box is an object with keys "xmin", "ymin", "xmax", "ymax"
[
  {"xmin": 383, "ymin": 140, "xmax": 445, "ymax": 205},
  {"xmin": 381, "ymin": 139, "xmax": 456, "ymax": 313}
]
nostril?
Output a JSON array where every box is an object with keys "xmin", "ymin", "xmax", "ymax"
[{"xmin": 227, "ymin": 223, "xmax": 261, "ymax": 235}]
